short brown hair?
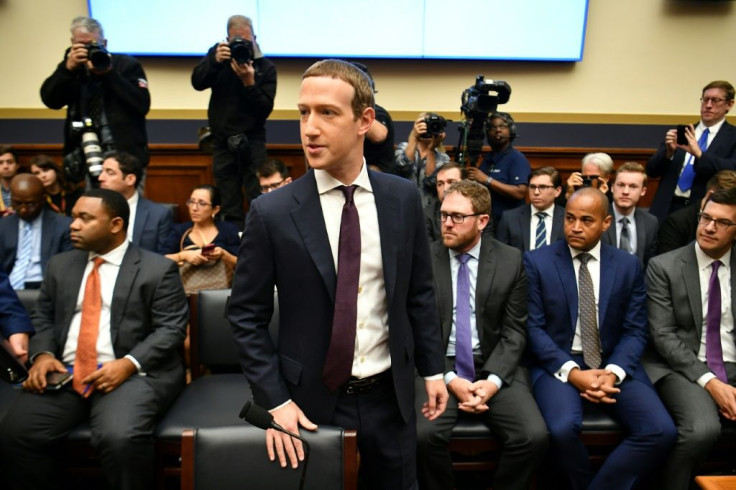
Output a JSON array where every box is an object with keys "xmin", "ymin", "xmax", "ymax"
[
  {"xmin": 0, "ymin": 145, "xmax": 19, "ymax": 164},
  {"xmin": 703, "ymin": 80, "xmax": 735, "ymax": 101},
  {"xmin": 706, "ymin": 170, "xmax": 736, "ymax": 193},
  {"xmin": 530, "ymin": 166, "xmax": 561, "ymax": 187},
  {"xmin": 302, "ymin": 59, "xmax": 375, "ymax": 119},
  {"xmin": 614, "ymin": 161, "xmax": 647, "ymax": 186},
  {"xmin": 444, "ymin": 179, "xmax": 491, "ymax": 215},
  {"xmin": 437, "ymin": 162, "xmax": 464, "ymax": 179}
]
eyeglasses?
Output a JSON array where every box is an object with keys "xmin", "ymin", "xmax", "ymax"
[
  {"xmin": 697, "ymin": 212, "xmax": 736, "ymax": 231},
  {"xmin": 260, "ymin": 180, "xmax": 285, "ymax": 193},
  {"xmin": 529, "ymin": 184, "xmax": 556, "ymax": 192},
  {"xmin": 186, "ymin": 199, "xmax": 212, "ymax": 208},
  {"xmin": 701, "ymin": 97, "xmax": 730, "ymax": 105},
  {"xmin": 438, "ymin": 212, "xmax": 483, "ymax": 224},
  {"xmin": 489, "ymin": 124, "xmax": 509, "ymax": 131}
]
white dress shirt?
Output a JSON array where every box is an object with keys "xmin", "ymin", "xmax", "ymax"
[{"xmin": 126, "ymin": 191, "xmax": 139, "ymax": 244}]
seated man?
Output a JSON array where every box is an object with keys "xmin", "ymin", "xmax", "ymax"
[
  {"xmin": 497, "ymin": 165, "xmax": 564, "ymax": 252},
  {"xmin": 644, "ymin": 188, "xmax": 736, "ymax": 490},
  {"xmin": 658, "ymin": 169, "xmax": 736, "ymax": 254},
  {"xmin": 416, "ymin": 180, "xmax": 548, "ymax": 490},
  {"xmin": 0, "ymin": 145, "xmax": 20, "ymax": 216},
  {"xmin": 98, "ymin": 151, "xmax": 172, "ymax": 254},
  {"xmin": 256, "ymin": 159, "xmax": 292, "ymax": 194},
  {"xmin": 0, "ymin": 189, "xmax": 188, "ymax": 490},
  {"xmin": 425, "ymin": 162, "xmax": 463, "ymax": 242},
  {"xmin": 0, "ymin": 174, "xmax": 72, "ymax": 289},
  {"xmin": 601, "ymin": 162, "xmax": 658, "ymax": 266},
  {"xmin": 0, "ymin": 270, "xmax": 34, "ymax": 363},
  {"xmin": 524, "ymin": 187, "xmax": 676, "ymax": 490}
]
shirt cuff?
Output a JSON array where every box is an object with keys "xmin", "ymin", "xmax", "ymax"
[
  {"xmin": 270, "ymin": 399, "xmax": 292, "ymax": 412},
  {"xmin": 424, "ymin": 373, "xmax": 444, "ymax": 381},
  {"xmin": 124, "ymin": 354, "xmax": 143, "ymax": 374},
  {"xmin": 487, "ymin": 374, "xmax": 503, "ymax": 390},
  {"xmin": 697, "ymin": 372, "xmax": 717, "ymax": 388},
  {"xmin": 444, "ymin": 371, "xmax": 457, "ymax": 385},
  {"xmin": 555, "ymin": 360, "xmax": 580, "ymax": 383},
  {"xmin": 605, "ymin": 364, "xmax": 626, "ymax": 385}
]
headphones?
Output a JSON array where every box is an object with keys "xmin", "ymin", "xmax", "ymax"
[{"xmin": 486, "ymin": 111, "xmax": 517, "ymax": 142}]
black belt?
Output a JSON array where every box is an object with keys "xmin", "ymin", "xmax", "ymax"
[{"xmin": 342, "ymin": 370, "xmax": 391, "ymax": 395}]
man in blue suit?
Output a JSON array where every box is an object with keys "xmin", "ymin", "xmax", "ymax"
[
  {"xmin": 228, "ymin": 59, "xmax": 447, "ymax": 489},
  {"xmin": 0, "ymin": 174, "xmax": 72, "ymax": 289},
  {"xmin": 0, "ymin": 270, "xmax": 34, "ymax": 362},
  {"xmin": 524, "ymin": 187, "xmax": 676, "ymax": 490},
  {"xmin": 98, "ymin": 151, "xmax": 172, "ymax": 254}
]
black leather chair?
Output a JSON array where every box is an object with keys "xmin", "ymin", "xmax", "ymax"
[{"xmin": 180, "ymin": 425, "xmax": 358, "ymax": 490}]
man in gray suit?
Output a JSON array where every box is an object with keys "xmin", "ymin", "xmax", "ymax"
[
  {"xmin": 601, "ymin": 162, "xmax": 658, "ymax": 266},
  {"xmin": 645, "ymin": 187, "xmax": 736, "ymax": 489},
  {"xmin": 0, "ymin": 189, "xmax": 188, "ymax": 490},
  {"xmin": 416, "ymin": 180, "xmax": 548, "ymax": 490}
]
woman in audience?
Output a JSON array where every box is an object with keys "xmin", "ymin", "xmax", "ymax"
[
  {"xmin": 395, "ymin": 112, "xmax": 450, "ymax": 207},
  {"xmin": 163, "ymin": 184, "xmax": 240, "ymax": 268},
  {"xmin": 29, "ymin": 155, "xmax": 82, "ymax": 216}
]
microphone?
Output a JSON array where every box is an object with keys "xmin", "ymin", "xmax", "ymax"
[{"xmin": 239, "ymin": 400, "xmax": 311, "ymax": 490}]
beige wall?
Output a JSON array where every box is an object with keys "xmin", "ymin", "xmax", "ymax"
[{"xmin": 1, "ymin": 0, "xmax": 735, "ymax": 122}]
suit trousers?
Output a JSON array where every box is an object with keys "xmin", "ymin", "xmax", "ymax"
[
  {"xmin": 0, "ymin": 374, "xmax": 176, "ymax": 490},
  {"xmin": 654, "ymin": 364, "xmax": 736, "ymax": 490},
  {"xmin": 212, "ymin": 137, "xmax": 267, "ymax": 226},
  {"xmin": 533, "ymin": 366, "xmax": 676, "ymax": 490},
  {"xmin": 415, "ymin": 370, "xmax": 548, "ymax": 490}
]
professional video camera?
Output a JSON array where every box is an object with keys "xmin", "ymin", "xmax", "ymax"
[
  {"xmin": 229, "ymin": 36, "xmax": 254, "ymax": 64},
  {"xmin": 85, "ymin": 41, "xmax": 111, "ymax": 70},
  {"xmin": 455, "ymin": 75, "xmax": 511, "ymax": 166},
  {"xmin": 421, "ymin": 113, "xmax": 447, "ymax": 139},
  {"xmin": 63, "ymin": 117, "xmax": 112, "ymax": 183}
]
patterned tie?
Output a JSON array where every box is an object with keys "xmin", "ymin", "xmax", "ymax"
[
  {"xmin": 534, "ymin": 212, "xmax": 548, "ymax": 250},
  {"xmin": 677, "ymin": 128, "xmax": 710, "ymax": 192},
  {"xmin": 454, "ymin": 253, "xmax": 475, "ymax": 381},
  {"xmin": 577, "ymin": 253, "xmax": 602, "ymax": 369},
  {"xmin": 323, "ymin": 185, "xmax": 361, "ymax": 392},
  {"xmin": 9, "ymin": 221, "xmax": 33, "ymax": 290},
  {"xmin": 706, "ymin": 261, "xmax": 728, "ymax": 383},
  {"xmin": 73, "ymin": 257, "xmax": 105, "ymax": 397},
  {"xmin": 619, "ymin": 217, "xmax": 632, "ymax": 254}
]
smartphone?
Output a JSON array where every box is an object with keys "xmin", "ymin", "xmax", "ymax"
[
  {"xmin": 676, "ymin": 125, "xmax": 688, "ymax": 146},
  {"xmin": 201, "ymin": 244, "xmax": 215, "ymax": 256},
  {"xmin": 46, "ymin": 371, "xmax": 73, "ymax": 390}
]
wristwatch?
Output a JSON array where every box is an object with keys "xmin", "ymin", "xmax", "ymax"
[{"xmin": 486, "ymin": 175, "xmax": 492, "ymax": 186}]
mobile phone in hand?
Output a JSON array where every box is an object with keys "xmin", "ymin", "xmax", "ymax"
[
  {"xmin": 46, "ymin": 371, "xmax": 73, "ymax": 390},
  {"xmin": 676, "ymin": 125, "xmax": 688, "ymax": 146},
  {"xmin": 201, "ymin": 244, "xmax": 215, "ymax": 256}
]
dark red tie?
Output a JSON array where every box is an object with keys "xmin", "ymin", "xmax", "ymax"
[{"xmin": 323, "ymin": 185, "xmax": 361, "ymax": 391}]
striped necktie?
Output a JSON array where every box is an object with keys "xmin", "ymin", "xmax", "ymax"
[
  {"xmin": 9, "ymin": 221, "xmax": 33, "ymax": 290},
  {"xmin": 534, "ymin": 212, "xmax": 548, "ymax": 249}
]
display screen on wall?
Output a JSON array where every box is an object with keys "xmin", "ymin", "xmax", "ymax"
[{"xmin": 88, "ymin": 0, "xmax": 589, "ymax": 61}]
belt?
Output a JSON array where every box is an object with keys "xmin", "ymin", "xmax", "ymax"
[{"xmin": 342, "ymin": 370, "xmax": 391, "ymax": 395}]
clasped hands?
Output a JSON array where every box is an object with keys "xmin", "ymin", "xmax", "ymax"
[
  {"xmin": 446, "ymin": 377, "xmax": 499, "ymax": 414},
  {"xmin": 568, "ymin": 368, "xmax": 620, "ymax": 404}
]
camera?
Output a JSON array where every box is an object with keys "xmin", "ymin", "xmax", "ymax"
[
  {"xmin": 67, "ymin": 118, "xmax": 104, "ymax": 178},
  {"xmin": 580, "ymin": 175, "xmax": 600, "ymax": 189},
  {"xmin": 85, "ymin": 41, "xmax": 111, "ymax": 70},
  {"xmin": 229, "ymin": 37, "xmax": 254, "ymax": 64},
  {"xmin": 421, "ymin": 113, "xmax": 447, "ymax": 138}
]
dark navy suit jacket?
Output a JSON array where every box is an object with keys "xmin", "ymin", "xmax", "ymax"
[
  {"xmin": 0, "ymin": 271, "xmax": 34, "ymax": 338},
  {"xmin": 0, "ymin": 209, "xmax": 72, "ymax": 277},
  {"xmin": 132, "ymin": 198, "xmax": 172, "ymax": 254}
]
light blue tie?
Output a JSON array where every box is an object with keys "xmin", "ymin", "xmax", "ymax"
[
  {"xmin": 677, "ymin": 128, "xmax": 710, "ymax": 192},
  {"xmin": 9, "ymin": 222, "xmax": 33, "ymax": 290},
  {"xmin": 535, "ymin": 212, "xmax": 548, "ymax": 249},
  {"xmin": 455, "ymin": 253, "xmax": 475, "ymax": 381}
]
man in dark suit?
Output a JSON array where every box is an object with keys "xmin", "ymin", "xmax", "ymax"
[
  {"xmin": 0, "ymin": 270, "xmax": 34, "ymax": 363},
  {"xmin": 644, "ymin": 188, "xmax": 736, "ymax": 489},
  {"xmin": 497, "ymin": 165, "xmax": 565, "ymax": 252},
  {"xmin": 524, "ymin": 188, "xmax": 676, "ymax": 490},
  {"xmin": 601, "ymin": 162, "xmax": 658, "ymax": 266},
  {"xmin": 416, "ymin": 180, "xmax": 547, "ymax": 490},
  {"xmin": 98, "ymin": 151, "xmax": 172, "ymax": 254},
  {"xmin": 658, "ymin": 170, "xmax": 736, "ymax": 254},
  {"xmin": 227, "ymin": 59, "xmax": 447, "ymax": 489},
  {"xmin": 0, "ymin": 189, "xmax": 188, "ymax": 490},
  {"xmin": 424, "ymin": 162, "xmax": 463, "ymax": 242},
  {"xmin": 0, "ymin": 174, "xmax": 72, "ymax": 289},
  {"xmin": 647, "ymin": 80, "xmax": 736, "ymax": 222}
]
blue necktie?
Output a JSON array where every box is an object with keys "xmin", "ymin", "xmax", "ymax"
[
  {"xmin": 534, "ymin": 212, "xmax": 548, "ymax": 249},
  {"xmin": 9, "ymin": 222, "xmax": 33, "ymax": 290},
  {"xmin": 677, "ymin": 128, "xmax": 710, "ymax": 192},
  {"xmin": 455, "ymin": 253, "xmax": 475, "ymax": 381}
]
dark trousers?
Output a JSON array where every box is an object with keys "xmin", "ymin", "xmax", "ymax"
[
  {"xmin": 0, "ymin": 374, "xmax": 177, "ymax": 490},
  {"xmin": 212, "ymin": 137, "xmax": 267, "ymax": 226},
  {"xmin": 533, "ymin": 368, "xmax": 676, "ymax": 490},
  {"xmin": 415, "ymin": 368, "xmax": 548, "ymax": 490}
]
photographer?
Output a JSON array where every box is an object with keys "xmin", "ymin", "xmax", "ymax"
[
  {"xmin": 40, "ymin": 17, "xmax": 150, "ymax": 187},
  {"xmin": 191, "ymin": 15, "xmax": 276, "ymax": 228},
  {"xmin": 395, "ymin": 112, "xmax": 450, "ymax": 206},
  {"xmin": 559, "ymin": 152, "xmax": 613, "ymax": 206}
]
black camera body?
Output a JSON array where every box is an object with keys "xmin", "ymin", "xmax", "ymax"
[
  {"xmin": 229, "ymin": 37, "xmax": 254, "ymax": 64},
  {"xmin": 422, "ymin": 113, "xmax": 447, "ymax": 138},
  {"xmin": 85, "ymin": 41, "xmax": 111, "ymax": 70},
  {"xmin": 461, "ymin": 76, "xmax": 511, "ymax": 119}
]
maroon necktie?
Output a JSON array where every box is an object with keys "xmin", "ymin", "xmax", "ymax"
[
  {"xmin": 706, "ymin": 260, "xmax": 728, "ymax": 383},
  {"xmin": 323, "ymin": 185, "xmax": 361, "ymax": 391}
]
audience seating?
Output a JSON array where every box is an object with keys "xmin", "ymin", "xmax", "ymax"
[{"xmin": 180, "ymin": 425, "xmax": 358, "ymax": 490}]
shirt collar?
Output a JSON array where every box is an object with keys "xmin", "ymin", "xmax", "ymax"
[
  {"xmin": 449, "ymin": 237, "xmax": 482, "ymax": 262},
  {"xmin": 89, "ymin": 239, "xmax": 129, "ymax": 267},
  {"xmin": 314, "ymin": 159, "xmax": 373, "ymax": 195},
  {"xmin": 700, "ymin": 118, "xmax": 726, "ymax": 134},
  {"xmin": 695, "ymin": 242, "xmax": 732, "ymax": 271},
  {"xmin": 127, "ymin": 191, "xmax": 139, "ymax": 207},
  {"xmin": 568, "ymin": 240, "xmax": 602, "ymax": 263},
  {"xmin": 531, "ymin": 203, "xmax": 555, "ymax": 215},
  {"xmin": 612, "ymin": 205, "xmax": 634, "ymax": 220}
]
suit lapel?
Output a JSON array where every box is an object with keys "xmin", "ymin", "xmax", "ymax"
[
  {"xmin": 520, "ymin": 206, "xmax": 532, "ymax": 250},
  {"xmin": 554, "ymin": 243, "xmax": 579, "ymax": 330},
  {"xmin": 370, "ymin": 172, "xmax": 399, "ymax": 304},
  {"xmin": 431, "ymin": 242, "xmax": 454, "ymax": 346},
  {"xmin": 132, "ymin": 202, "xmax": 146, "ymax": 246},
  {"xmin": 475, "ymin": 239, "xmax": 496, "ymax": 344},
  {"xmin": 551, "ymin": 206, "xmax": 565, "ymax": 243},
  {"xmin": 634, "ymin": 209, "xmax": 647, "ymax": 262},
  {"xmin": 597, "ymin": 244, "xmax": 617, "ymax": 333},
  {"xmin": 290, "ymin": 172, "xmax": 337, "ymax": 303},
  {"xmin": 681, "ymin": 247, "xmax": 703, "ymax": 333},
  {"xmin": 110, "ymin": 246, "xmax": 140, "ymax": 343},
  {"xmin": 60, "ymin": 252, "xmax": 89, "ymax": 342}
]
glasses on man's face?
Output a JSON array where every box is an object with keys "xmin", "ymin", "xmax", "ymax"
[
  {"xmin": 701, "ymin": 97, "xmax": 729, "ymax": 105},
  {"xmin": 438, "ymin": 212, "xmax": 483, "ymax": 224},
  {"xmin": 186, "ymin": 199, "xmax": 212, "ymax": 208},
  {"xmin": 529, "ymin": 184, "xmax": 555, "ymax": 192},
  {"xmin": 260, "ymin": 180, "xmax": 285, "ymax": 193},
  {"xmin": 697, "ymin": 212, "xmax": 736, "ymax": 231}
]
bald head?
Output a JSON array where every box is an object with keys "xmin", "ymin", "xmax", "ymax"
[
  {"xmin": 10, "ymin": 174, "xmax": 45, "ymax": 222},
  {"xmin": 564, "ymin": 187, "xmax": 612, "ymax": 251},
  {"xmin": 568, "ymin": 187, "xmax": 609, "ymax": 218}
]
